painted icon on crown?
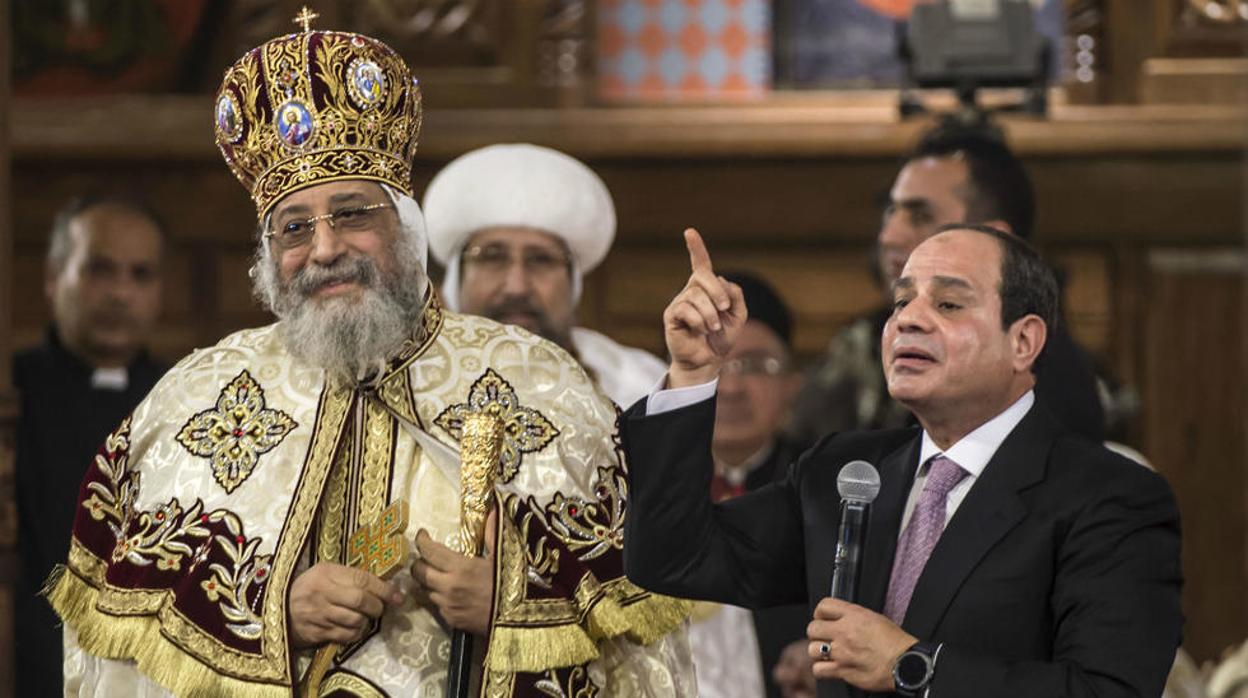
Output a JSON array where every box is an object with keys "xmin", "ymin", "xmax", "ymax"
[
  {"xmin": 275, "ymin": 100, "xmax": 314, "ymax": 147},
  {"xmin": 216, "ymin": 93, "xmax": 242, "ymax": 142},
  {"xmin": 349, "ymin": 58, "xmax": 387, "ymax": 109}
]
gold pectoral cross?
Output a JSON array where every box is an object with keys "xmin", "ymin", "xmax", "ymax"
[
  {"xmin": 302, "ymin": 499, "xmax": 409, "ymax": 697},
  {"xmin": 348, "ymin": 500, "xmax": 409, "ymax": 578}
]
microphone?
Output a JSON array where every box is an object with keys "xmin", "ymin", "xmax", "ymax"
[{"xmin": 829, "ymin": 460, "xmax": 881, "ymax": 603}]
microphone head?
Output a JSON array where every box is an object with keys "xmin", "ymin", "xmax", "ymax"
[{"xmin": 837, "ymin": 460, "xmax": 881, "ymax": 504}]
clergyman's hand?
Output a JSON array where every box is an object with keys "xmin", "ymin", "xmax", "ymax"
[
  {"xmin": 773, "ymin": 638, "xmax": 817, "ymax": 698},
  {"xmin": 410, "ymin": 508, "xmax": 497, "ymax": 636},
  {"xmin": 663, "ymin": 228, "xmax": 747, "ymax": 388},
  {"xmin": 289, "ymin": 561, "xmax": 404, "ymax": 648}
]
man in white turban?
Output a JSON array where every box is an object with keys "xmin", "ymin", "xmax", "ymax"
[{"xmin": 425, "ymin": 143, "xmax": 666, "ymax": 407}]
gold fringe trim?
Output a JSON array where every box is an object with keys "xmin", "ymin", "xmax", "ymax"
[
  {"xmin": 47, "ymin": 570, "xmax": 290, "ymax": 698},
  {"xmin": 486, "ymin": 590, "xmax": 692, "ymax": 673},
  {"xmin": 487, "ymin": 623, "xmax": 601, "ymax": 673},
  {"xmin": 599, "ymin": 592, "xmax": 693, "ymax": 647},
  {"xmin": 688, "ymin": 600, "xmax": 725, "ymax": 624}
]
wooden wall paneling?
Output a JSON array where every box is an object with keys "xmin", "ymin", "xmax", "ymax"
[
  {"xmin": 1142, "ymin": 249, "xmax": 1247, "ymax": 664},
  {"xmin": 1104, "ymin": 0, "xmax": 1162, "ymax": 102},
  {"xmin": 1140, "ymin": 57, "xmax": 1248, "ymax": 104},
  {"xmin": 0, "ymin": 0, "xmax": 16, "ymax": 691},
  {"xmin": 15, "ymin": 100, "xmax": 1248, "ymax": 162},
  {"xmin": 1030, "ymin": 153, "xmax": 1247, "ymax": 244},
  {"xmin": 1109, "ymin": 242, "xmax": 1149, "ymax": 446}
]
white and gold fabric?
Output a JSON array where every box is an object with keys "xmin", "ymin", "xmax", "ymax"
[{"xmin": 48, "ymin": 302, "xmax": 693, "ymax": 697}]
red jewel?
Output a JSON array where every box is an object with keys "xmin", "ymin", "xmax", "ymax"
[
  {"xmin": 207, "ymin": 581, "xmax": 216, "ymax": 589},
  {"xmin": 235, "ymin": 535, "xmax": 245, "ymax": 544},
  {"xmin": 233, "ymin": 428, "xmax": 244, "ymax": 437},
  {"xmin": 256, "ymin": 569, "xmax": 267, "ymax": 579},
  {"xmin": 200, "ymin": 514, "xmax": 209, "ymax": 523},
  {"xmin": 155, "ymin": 512, "xmax": 164, "ymax": 521},
  {"xmin": 568, "ymin": 506, "xmax": 579, "ymax": 517}
]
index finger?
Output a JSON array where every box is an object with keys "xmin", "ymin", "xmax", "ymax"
[
  {"xmin": 812, "ymin": 597, "xmax": 849, "ymax": 620},
  {"xmin": 685, "ymin": 228, "xmax": 715, "ymax": 275},
  {"xmin": 414, "ymin": 529, "xmax": 460, "ymax": 569}
]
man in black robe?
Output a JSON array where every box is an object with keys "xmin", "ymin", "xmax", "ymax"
[{"xmin": 14, "ymin": 194, "xmax": 166, "ymax": 696}]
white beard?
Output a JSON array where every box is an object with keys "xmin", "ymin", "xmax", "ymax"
[{"xmin": 255, "ymin": 236, "xmax": 427, "ymax": 385}]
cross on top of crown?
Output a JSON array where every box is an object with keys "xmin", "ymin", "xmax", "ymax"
[{"xmin": 293, "ymin": 6, "xmax": 319, "ymax": 33}]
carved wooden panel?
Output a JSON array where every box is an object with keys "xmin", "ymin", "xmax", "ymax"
[{"xmin": 1143, "ymin": 250, "xmax": 1246, "ymax": 664}]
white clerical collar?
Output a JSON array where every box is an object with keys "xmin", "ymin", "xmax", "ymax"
[
  {"xmin": 917, "ymin": 390, "xmax": 1035, "ymax": 478},
  {"xmin": 91, "ymin": 366, "xmax": 130, "ymax": 391},
  {"xmin": 715, "ymin": 441, "xmax": 776, "ymax": 487}
]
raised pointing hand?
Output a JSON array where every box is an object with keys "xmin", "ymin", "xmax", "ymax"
[{"xmin": 663, "ymin": 228, "xmax": 747, "ymax": 388}]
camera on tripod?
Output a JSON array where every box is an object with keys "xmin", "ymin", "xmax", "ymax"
[{"xmin": 899, "ymin": 0, "xmax": 1051, "ymax": 127}]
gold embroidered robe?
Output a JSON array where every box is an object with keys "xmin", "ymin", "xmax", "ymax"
[{"xmin": 47, "ymin": 302, "xmax": 694, "ymax": 697}]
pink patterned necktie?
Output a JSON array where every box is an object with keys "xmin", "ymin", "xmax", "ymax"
[{"xmin": 883, "ymin": 455, "xmax": 969, "ymax": 625}]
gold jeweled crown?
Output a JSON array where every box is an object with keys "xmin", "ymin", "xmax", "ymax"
[{"xmin": 214, "ymin": 10, "xmax": 423, "ymax": 217}]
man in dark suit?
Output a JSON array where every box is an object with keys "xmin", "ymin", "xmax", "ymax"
[{"xmin": 622, "ymin": 225, "xmax": 1182, "ymax": 697}]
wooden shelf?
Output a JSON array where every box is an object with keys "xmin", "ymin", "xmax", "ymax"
[{"xmin": 11, "ymin": 94, "xmax": 1248, "ymax": 162}]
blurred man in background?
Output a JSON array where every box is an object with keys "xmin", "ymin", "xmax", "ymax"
[
  {"xmin": 14, "ymin": 194, "xmax": 165, "ymax": 696},
  {"xmin": 424, "ymin": 143, "xmax": 666, "ymax": 408}
]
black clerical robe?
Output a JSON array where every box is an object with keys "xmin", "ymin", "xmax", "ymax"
[{"xmin": 14, "ymin": 329, "xmax": 164, "ymax": 697}]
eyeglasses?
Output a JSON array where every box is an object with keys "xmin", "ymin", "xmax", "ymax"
[
  {"xmin": 462, "ymin": 243, "xmax": 571, "ymax": 277},
  {"xmin": 265, "ymin": 202, "xmax": 394, "ymax": 250},
  {"xmin": 721, "ymin": 355, "xmax": 788, "ymax": 378}
]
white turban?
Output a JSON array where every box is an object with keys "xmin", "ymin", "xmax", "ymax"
[{"xmin": 423, "ymin": 143, "xmax": 616, "ymax": 310}]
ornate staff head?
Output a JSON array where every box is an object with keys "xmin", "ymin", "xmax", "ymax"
[{"xmin": 457, "ymin": 413, "xmax": 504, "ymax": 555}]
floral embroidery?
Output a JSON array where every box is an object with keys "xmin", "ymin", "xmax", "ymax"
[
  {"xmin": 82, "ymin": 417, "xmax": 274, "ymax": 641},
  {"xmin": 504, "ymin": 494, "xmax": 561, "ymax": 590},
  {"xmin": 111, "ymin": 498, "xmax": 211, "ymax": 571},
  {"xmin": 514, "ymin": 465, "xmax": 626, "ymax": 567},
  {"xmin": 176, "ymin": 370, "xmax": 297, "ymax": 493},
  {"xmin": 535, "ymin": 666, "xmax": 599, "ymax": 698},
  {"xmin": 545, "ymin": 466, "xmax": 626, "ymax": 562},
  {"xmin": 202, "ymin": 513, "xmax": 271, "ymax": 641},
  {"xmin": 83, "ymin": 417, "xmax": 140, "ymax": 531},
  {"xmin": 434, "ymin": 369, "xmax": 559, "ymax": 483}
]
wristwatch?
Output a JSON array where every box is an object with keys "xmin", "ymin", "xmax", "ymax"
[{"xmin": 892, "ymin": 641, "xmax": 941, "ymax": 696}]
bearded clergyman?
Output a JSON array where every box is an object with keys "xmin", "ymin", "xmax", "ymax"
[{"xmin": 44, "ymin": 14, "xmax": 693, "ymax": 697}]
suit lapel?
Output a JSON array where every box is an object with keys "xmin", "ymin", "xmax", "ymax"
[
  {"xmin": 900, "ymin": 406, "xmax": 1057, "ymax": 638},
  {"xmin": 858, "ymin": 437, "xmax": 921, "ymax": 613}
]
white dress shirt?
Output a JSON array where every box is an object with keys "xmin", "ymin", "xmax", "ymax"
[{"xmin": 900, "ymin": 390, "xmax": 1034, "ymax": 533}]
